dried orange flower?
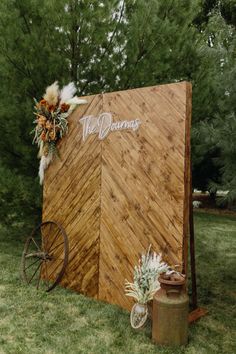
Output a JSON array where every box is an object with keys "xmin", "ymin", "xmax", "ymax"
[
  {"xmin": 39, "ymin": 115, "xmax": 46, "ymax": 122},
  {"xmin": 60, "ymin": 103, "xmax": 70, "ymax": 113},
  {"xmin": 40, "ymin": 99, "xmax": 47, "ymax": 106},
  {"xmin": 49, "ymin": 131, "xmax": 56, "ymax": 140},
  {"xmin": 38, "ymin": 115, "xmax": 47, "ymax": 127},
  {"xmin": 45, "ymin": 121, "xmax": 52, "ymax": 130},
  {"xmin": 48, "ymin": 104, "xmax": 56, "ymax": 112},
  {"xmin": 41, "ymin": 131, "xmax": 47, "ymax": 141}
]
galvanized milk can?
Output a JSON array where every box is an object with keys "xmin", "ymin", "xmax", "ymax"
[{"xmin": 152, "ymin": 273, "xmax": 189, "ymax": 346}]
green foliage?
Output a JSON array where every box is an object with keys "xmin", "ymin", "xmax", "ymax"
[
  {"xmin": 0, "ymin": 0, "xmax": 235, "ymax": 227},
  {"xmin": 0, "ymin": 164, "xmax": 41, "ymax": 228},
  {"xmin": 191, "ymin": 8, "xmax": 236, "ymax": 199}
]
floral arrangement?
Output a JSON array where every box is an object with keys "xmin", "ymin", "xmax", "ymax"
[
  {"xmin": 32, "ymin": 81, "xmax": 87, "ymax": 184},
  {"xmin": 125, "ymin": 246, "xmax": 170, "ymax": 305}
]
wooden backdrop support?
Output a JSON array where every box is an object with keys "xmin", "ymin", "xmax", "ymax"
[
  {"xmin": 189, "ymin": 170, "xmax": 197, "ymax": 310},
  {"xmin": 188, "ymin": 169, "xmax": 208, "ymax": 323}
]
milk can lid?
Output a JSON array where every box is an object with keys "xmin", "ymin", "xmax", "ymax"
[{"xmin": 158, "ymin": 272, "xmax": 186, "ymax": 286}]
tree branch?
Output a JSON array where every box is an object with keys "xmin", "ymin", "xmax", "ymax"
[{"xmin": 100, "ymin": 0, "xmax": 125, "ymax": 61}]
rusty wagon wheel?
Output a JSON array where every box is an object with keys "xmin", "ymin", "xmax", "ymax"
[{"xmin": 21, "ymin": 221, "xmax": 69, "ymax": 292}]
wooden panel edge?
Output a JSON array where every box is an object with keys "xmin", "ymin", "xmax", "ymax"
[
  {"xmin": 97, "ymin": 94, "xmax": 103, "ymax": 302},
  {"xmin": 182, "ymin": 81, "xmax": 192, "ymax": 275}
]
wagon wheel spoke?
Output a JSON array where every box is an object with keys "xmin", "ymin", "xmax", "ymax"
[
  {"xmin": 47, "ymin": 228, "xmax": 61, "ymax": 253},
  {"xmin": 31, "ymin": 237, "xmax": 41, "ymax": 252},
  {"xmin": 25, "ymin": 257, "xmax": 41, "ymax": 271},
  {"xmin": 28, "ymin": 261, "xmax": 42, "ymax": 284},
  {"xmin": 41, "ymin": 222, "xmax": 51, "ymax": 252},
  {"xmin": 21, "ymin": 221, "xmax": 69, "ymax": 292},
  {"xmin": 49, "ymin": 242, "xmax": 64, "ymax": 255},
  {"xmin": 44, "ymin": 260, "xmax": 50, "ymax": 289},
  {"xmin": 47, "ymin": 222, "xmax": 53, "ymax": 248},
  {"xmin": 36, "ymin": 264, "xmax": 42, "ymax": 290},
  {"xmin": 41, "ymin": 233, "xmax": 46, "ymax": 256}
]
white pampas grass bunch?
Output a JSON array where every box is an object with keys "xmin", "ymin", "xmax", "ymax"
[
  {"xmin": 146, "ymin": 251, "xmax": 169, "ymax": 274},
  {"xmin": 66, "ymin": 97, "xmax": 87, "ymax": 105},
  {"xmin": 67, "ymin": 97, "xmax": 88, "ymax": 114},
  {"xmin": 60, "ymin": 82, "xmax": 87, "ymax": 112},
  {"xmin": 125, "ymin": 245, "xmax": 170, "ymax": 304},
  {"xmin": 39, "ymin": 154, "xmax": 53, "ymax": 185},
  {"xmin": 60, "ymin": 82, "xmax": 77, "ymax": 104},
  {"xmin": 43, "ymin": 81, "xmax": 60, "ymax": 106}
]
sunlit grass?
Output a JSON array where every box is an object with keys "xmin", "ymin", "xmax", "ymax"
[{"xmin": 0, "ymin": 213, "xmax": 235, "ymax": 353}]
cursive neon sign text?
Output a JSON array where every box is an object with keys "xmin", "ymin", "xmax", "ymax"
[{"xmin": 79, "ymin": 113, "xmax": 141, "ymax": 141}]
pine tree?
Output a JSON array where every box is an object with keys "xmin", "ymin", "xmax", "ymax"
[
  {"xmin": 192, "ymin": 6, "xmax": 236, "ymax": 202},
  {"xmin": 210, "ymin": 29, "xmax": 236, "ymax": 203},
  {"xmin": 0, "ymin": 0, "xmax": 128, "ymax": 227},
  {"xmin": 0, "ymin": 0, "xmax": 235, "ymax": 227}
]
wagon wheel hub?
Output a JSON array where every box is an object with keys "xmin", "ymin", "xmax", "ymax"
[{"xmin": 25, "ymin": 252, "xmax": 53, "ymax": 260}]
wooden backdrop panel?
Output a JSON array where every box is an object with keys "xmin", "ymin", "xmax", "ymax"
[
  {"xmin": 42, "ymin": 81, "xmax": 191, "ymax": 310},
  {"xmin": 43, "ymin": 94, "xmax": 102, "ymax": 297},
  {"xmin": 99, "ymin": 83, "xmax": 191, "ymax": 309}
]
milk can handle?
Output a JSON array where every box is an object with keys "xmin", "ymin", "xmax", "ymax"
[{"xmin": 166, "ymin": 288, "xmax": 181, "ymax": 297}]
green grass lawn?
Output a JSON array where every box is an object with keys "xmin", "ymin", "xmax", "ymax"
[{"xmin": 0, "ymin": 212, "xmax": 236, "ymax": 354}]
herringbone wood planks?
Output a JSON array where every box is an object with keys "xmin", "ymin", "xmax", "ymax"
[
  {"xmin": 42, "ymin": 82, "xmax": 191, "ymax": 310},
  {"xmin": 43, "ymin": 94, "xmax": 102, "ymax": 297},
  {"xmin": 99, "ymin": 83, "xmax": 190, "ymax": 309}
]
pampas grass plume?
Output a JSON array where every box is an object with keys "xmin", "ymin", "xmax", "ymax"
[
  {"xmin": 43, "ymin": 81, "xmax": 59, "ymax": 106},
  {"xmin": 39, "ymin": 154, "xmax": 53, "ymax": 185},
  {"xmin": 60, "ymin": 82, "xmax": 77, "ymax": 104},
  {"xmin": 66, "ymin": 97, "xmax": 87, "ymax": 105}
]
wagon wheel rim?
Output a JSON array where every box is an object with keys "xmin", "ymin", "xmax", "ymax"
[{"xmin": 21, "ymin": 221, "xmax": 69, "ymax": 292}]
